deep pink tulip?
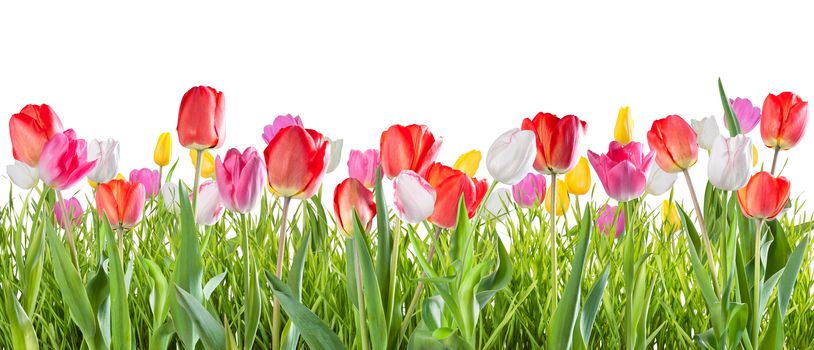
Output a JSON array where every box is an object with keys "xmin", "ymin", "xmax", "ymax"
[
  {"xmin": 348, "ymin": 149, "xmax": 380, "ymax": 188},
  {"xmin": 55, "ymin": 196, "xmax": 83, "ymax": 230},
  {"xmin": 588, "ymin": 141, "xmax": 654, "ymax": 202},
  {"xmin": 130, "ymin": 168, "xmax": 160, "ymax": 198},
  {"xmin": 511, "ymin": 172, "xmax": 546, "ymax": 208},
  {"xmin": 216, "ymin": 147, "xmax": 266, "ymax": 213},
  {"xmin": 38, "ymin": 129, "xmax": 98, "ymax": 190},
  {"xmin": 596, "ymin": 205, "xmax": 624, "ymax": 238},
  {"xmin": 263, "ymin": 115, "xmax": 303, "ymax": 144}
]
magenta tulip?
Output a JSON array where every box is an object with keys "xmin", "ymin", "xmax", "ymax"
[
  {"xmin": 38, "ymin": 130, "xmax": 98, "ymax": 191},
  {"xmin": 596, "ymin": 205, "xmax": 624, "ymax": 237},
  {"xmin": 724, "ymin": 97, "xmax": 761, "ymax": 134},
  {"xmin": 348, "ymin": 149, "xmax": 380, "ymax": 188},
  {"xmin": 588, "ymin": 141, "xmax": 654, "ymax": 202},
  {"xmin": 130, "ymin": 168, "xmax": 160, "ymax": 198},
  {"xmin": 55, "ymin": 196, "xmax": 83, "ymax": 230},
  {"xmin": 511, "ymin": 172, "xmax": 547, "ymax": 208},
  {"xmin": 216, "ymin": 147, "xmax": 266, "ymax": 213},
  {"xmin": 263, "ymin": 114, "xmax": 304, "ymax": 144}
]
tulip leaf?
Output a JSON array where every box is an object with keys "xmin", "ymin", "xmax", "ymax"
[
  {"xmin": 476, "ymin": 236, "xmax": 513, "ymax": 308},
  {"xmin": 777, "ymin": 235, "xmax": 808, "ymax": 316},
  {"xmin": 2, "ymin": 287, "xmax": 39, "ymax": 350},
  {"xmin": 174, "ymin": 286, "xmax": 226, "ymax": 350},
  {"xmin": 718, "ymin": 78, "xmax": 741, "ymax": 137},
  {"xmin": 21, "ymin": 215, "xmax": 46, "ymax": 315},
  {"xmin": 46, "ymin": 223, "xmax": 97, "ymax": 342},
  {"xmin": 373, "ymin": 167, "xmax": 392, "ymax": 306},
  {"xmin": 766, "ymin": 220, "xmax": 791, "ymax": 279},
  {"xmin": 103, "ymin": 221, "xmax": 132, "ymax": 350},
  {"xmin": 281, "ymin": 231, "xmax": 310, "ymax": 350},
  {"xmin": 203, "ymin": 271, "xmax": 227, "ymax": 301},
  {"xmin": 578, "ymin": 264, "xmax": 610, "ymax": 347},
  {"xmin": 171, "ymin": 182, "xmax": 204, "ymax": 349},
  {"xmin": 352, "ymin": 214, "xmax": 388, "ymax": 350},
  {"xmin": 142, "ymin": 258, "xmax": 170, "ymax": 328}
]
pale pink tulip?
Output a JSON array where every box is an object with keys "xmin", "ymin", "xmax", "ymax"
[
  {"xmin": 215, "ymin": 147, "xmax": 265, "ymax": 213},
  {"xmin": 348, "ymin": 149, "xmax": 380, "ymax": 188}
]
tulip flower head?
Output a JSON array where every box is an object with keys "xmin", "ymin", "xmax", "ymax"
[
  {"xmin": 86, "ymin": 138, "xmax": 120, "ymax": 184},
  {"xmin": 761, "ymin": 92, "xmax": 809, "ymax": 150},
  {"xmin": 662, "ymin": 200, "xmax": 681, "ymax": 234},
  {"xmin": 161, "ymin": 182, "xmax": 180, "ymax": 213},
  {"xmin": 215, "ymin": 147, "xmax": 266, "ymax": 213},
  {"xmin": 751, "ymin": 144, "xmax": 758, "ymax": 167},
  {"xmin": 690, "ymin": 116, "xmax": 720, "ymax": 151},
  {"xmin": 130, "ymin": 168, "xmax": 161, "ymax": 198},
  {"xmin": 264, "ymin": 125, "xmax": 330, "ymax": 199},
  {"xmin": 521, "ymin": 112, "xmax": 587, "ymax": 175},
  {"xmin": 189, "ymin": 149, "xmax": 216, "ymax": 178},
  {"xmin": 177, "ymin": 86, "xmax": 225, "ymax": 150},
  {"xmin": 486, "ymin": 129, "xmax": 537, "ymax": 185},
  {"xmin": 647, "ymin": 115, "xmax": 699, "ymax": 173},
  {"xmin": 596, "ymin": 205, "xmax": 624, "ymax": 238},
  {"xmin": 9, "ymin": 104, "xmax": 64, "ymax": 166},
  {"xmin": 263, "ymin": 114, "xmax": 304, "ymax": 144},
  {"xmin": 96, "ymin": 179, "xmax": 146, "ymax": 229},
  {"xmin": 348, "ymin": 149, "xmax": 380, "ymax": 188},
  {"xmin": 154, "ymin": 132, "xmax": 172, "ymax": 167},
  {"xmin": 545, "ymin": 178, "xmax": 570, "ymax": 216},
  {"xmin": 614, "ymin": 106, "xmax": 633, "ymax": 145},
  {"xmin": 6, "ymin": 161, "xmax": 39, "ymax": 189},
  {"xmin": 564, "ymin": 156, "xmax": 591, "ymax": 195},
  {"xmin": 708, "ymin": 135, "xmax": 753, "ymax": 191},
  {"xmin": 39, "ymin": 130, "xmax": 98, "ymax": 191},
  {"xmin": 737, "ymin": 172, "xmax": 790, "ymax": 221},
  {"xmin": 724, "ymin": 97, "xmax": 761, "ymax": 134},
  {"xmin": 425, "ymin": 162, "xmax": 488, "ymax": 229},
  {"xmin": 454, "ymin": 150, "xmax": 482, "ymax": 177},
  {"xmin": 484, "ymin": 187, "xmax": 514, "ymax": 218},
  {"xmin": 55, "ymin": 196, "xmax": 83, "ymax": 231},
  {"xmin": 511, "ymin": 172, "xmax": 546, "ymax": 208},
  {"xmin": 393, "ymin": 170, "xmax": 436, "ymax": 223},
  {"xmin": 587, "ymin": 141, "xmax": 654, "ymax": 202},
  {"xmin": 380, "ymin": 124, "xmax": 442, "ymax": 179},
  {"xmin": 326, "ymin": 138, "xmax": 344, "ymax": 173},
  {"xmin": 192, "ymin": 181, "xmax": 224, "ymax": 225},
  {"xmin": 333, "ymin": 178, "xmax": 376, "ymax": 235},
  {"xmin": 645, "ymin": 163, "xmax": 677, "ymax": 196}
]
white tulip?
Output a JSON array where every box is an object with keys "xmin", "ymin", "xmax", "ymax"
[
  {"xmin": 195, "ymin": 181, "xmax": 224, "ymax": 225},
  {"xmin": 486, "ymin": 129, "xmax": 536, "ymax": 185},
  {"xmin": 86, "ymin": 138, "xmax": 120, "ymax": 183},
  {"xmin": 708, "ymin": 135, "xmax": 752, "ymax": 191},
  {"xmin": 645, "ymin": 163, "xmax": 677, "ymax": 196},
  {"xmin": 6, "ymin": 161, "xmax": 39, "ymax": 189},
  {"xmin": 484, "ymin": 187, "xmax": 514, "ymax": 218},
  {"xmin": 393, "ymin": 170, "xmax": 436, "ymax": 223},
  {"xmin": 161, "ymin": 182, "xmax": 180, "ymax": 213},
  {"xmin": 691, "ymin": 116, "xmax": 720, "ymax": 151}
]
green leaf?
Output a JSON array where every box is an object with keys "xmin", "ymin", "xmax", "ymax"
[
  {"xmin": 353, "ymin": 214, "xmax": 388, "ymax": 350},
  {"xmin": 579, "ymin": 264, "xmax": 610, "ymax": 346},
  {"xmin": 174, "ymin": 286, "xmax": 226, "ymax": 350},
  {"xmin": 476, "ymin": 236, "xmax": 513, "ymax": 308},
  {"xmin": 282, "ymin": 232, "xmax": 311, "ymax": 350},
  {"xmin": 46, "ymin": 224, "xmax": 97, "ymax": 341},
  {"xmin": 450, "ymin": 196, "xmax": 472, "ymax": 267},
  {"xmin": 759, "ymin": 303, "xmax": 784, "ymax": 350},
  {"xmin": 718, "ymin": 78, "xmax": 741, "ymax": 136},
  {"xmin": 203, "ymin": 271, "xmax": 227, "ymax": 301},
  {"xmin": 3, "ymin": 287, "xmax": 39, "ymax": 350},
  {"xmin": 765, "ymin": 220, "xmax": 791, "ymax": 278},
  {"xmin": 172, "ymin": 182, "xmax": 204, "ymax": 349},
  {"xmin": 142, "ymin": 258, "xmax": 170, "ymax": 328},
  {"xmin": 104, "ymin": 222, "xmax": 131, "ymax": 350},
  {"xmin": 777, "ymin": 235, "xmax": 808, "ymax": 316},
  {"xmin": 21, "ymin": 218, "xmax": 45, "ymax": 315},
  {"xmin": 373, "ymin": 167, "xmax": 392, "ymax": 306}
]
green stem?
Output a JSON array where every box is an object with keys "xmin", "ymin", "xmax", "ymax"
[
  {"xmin": 683, "ymin": 170, "xmax": 719, "ymax": 295},
  {"xmin": 398, "ymin": 226, "xmax": 442, "ymax": 346},
  {"xmin": 770, "ymin": 147, "xmax": 780, "ymax": 175},
  {"xmin": 241, "ymin": 213, "xmax": 251, "ymax": 349},
  {"xmin": 272, "ymin": 197, "xmax": 291, "ymax": 350},
  {"xmin": 353, "ymin": 238, "xmax": 370, "ymax": 350},
  {"xmin": 753, "ymin": 219, "xmax": 764, "ymax": 349},
  {"xmin": 117, "ymin": 226, "xmax": 125, "ymax": 260},
  {"xmin": 56, "ymin": 191, "xmax": 80, "ymax": 270},
  {"xmin": 550, "ymin": 174, "xmax": 558, "ymax": 305},
  {"xmin": 623, "ymin": 201, "xmax": 634, "ymax": 350},
  {"xmin": 191, "ymin": 149, "xmax": 204, "ymax": 211}
]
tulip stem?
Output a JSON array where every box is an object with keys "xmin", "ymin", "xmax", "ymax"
[
  {"xmin": 158, "ymin": 166, "xmax": 163, "ymax": 190},
  {"xmin": 117, "ymin": 226, "xmax": 125, "ymax": 260},
  {"xmin": 353, "ymin": 237, "xmax": 370, "ymax": 350},
  {"xmin": 682, "ymin": 170, "xmax": 719, "ymax": 295},
  {"xmin": 753, "ymin": 219, "xmax": 764, "ymax": 348},
  {"xmin": 399, "ymin": 226, "xmax": 442, "ymax": 346},
  {"xmin": 191, "ymin": 149, "xmax": 204, "ymax": 212},
  {"xmin": 550, "ymin": 174, "xmax": 558, "ymax": 305},
  {"xmin": 56, "ymin": 191, "xmax": 80, "ymax": 270},
  {"xmin": 770, "ymin": 146, "xmax": 780, "ymax": 175},
  {"xmin": 240, "ymin": 213, "xmax": 252, "ymax": 349},
  {"xmin": 272, "ymin": 196, "xmax": 291, "ymax": 350}
]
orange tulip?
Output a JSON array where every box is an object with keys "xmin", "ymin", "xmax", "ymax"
[
  {"xmin": 333, "ymin": 178, "xmax": 376, "ymax": 235},
  {"xmin": 264, "ymin": 125, "xmax": 329, "ymax": 199},
  {"xmin": 380, "ymin": 124, "xmax": 442, "ymax": 179},
  {"xmin": 96, "ymin": 179, "xmax": 146, "ymax": 229},
  {"xmin": 737, "ymin": 171, "xmax": 790, "ymax": 221},
  {"xmin": 646, "ymin": 115, "xmax": 698, "ymax": 173},
  {"xmin": 521, "ymin": 112, "xmax": 587, "ymax": 175},
  {"xmin": 177, "ymin": 86, "xmax": 225, "ymax": 150},
  {"xmin": 9, "ymin": 104, "xmax": 64, "ymax": 166},
  {"xmin": 761, "ymin": 92, "xmax": 808, "ymax": 150},
  {"xmin": 424, "ymin": 162, "xmax": 488, "ymax": 229}
]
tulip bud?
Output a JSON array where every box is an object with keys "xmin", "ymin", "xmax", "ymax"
[
  {"xmin": 545, "ymin": 178, "xmax": 570, "ymax": 216},
  {"xmin": 425, "ymin": 162, "xmax": 488, "ymax": 228},
  {"xmin": 596, "ymin": 205, "xmax": 624, "ymax": 238},
  {"xmin": 264, "ymin": 125, "xmax": 330, "ymax": 199},
  {"xmin": 86, "ymin": 138, "xmax": 120, "ymax": 184},
  {"xmin": 333, "ymin": 178, "xmax": 376, "ymax": 235},
  {"xmin": 130, "ymin": 168, "xmax": 161, "ymax": 198},
  {"xmin": 55, "ymin": 196, "xmax": 83, "ymax": 231},
  {"xmin": 614, "ymin": 106, "xmax": 633, "ymax": 145},
  {"xmin": 647, "ymin": 115, "xmax": 698, "ymax": 173},
  {"xmin": 708, "ymin": 135, "xmax": 752, "ymax": 191},
  {"xmin": 751, "ymin": 144, "xmax": 758, "ymax": 167},
  {"xmin": 587, "ymin": 142, "xmax": 654, "ymax": 202},
  {"xmin": 154, "ymin": 132, "xmax": 172, "ymax": 167},
  {"xmin": 96, "ymin": 179, "xmax": 146, "ymax": 229},
  {"xmin": 737, "ymin": 172, "xmax": 790, "ymax": 220},
  {"xmin": 348, "ymin": 149, "xmax": 380, "ymax": 188},
  {"xmin": 262, "ymin": 114, "xmax": 304, "ymax": 144},
  {"xmin": 564, "ymin": 157, "xmax": 591, "ymax": 195},
  {"xmin": 177, "ymin": 86, "xmax": 225, "ymax": 150},
  {"xmin": 662, "ymin": 200, "xmax": 681, "ymax": 234},
  {"xmin": 725, "ymin": 97, "xmax": 761, "ymax": 134},
  {"xmin": 192, "ymin": 181, "xmax": 224, "ymax": 225},
  {"xmin": 511, "ymin": 172, "xmax": 546, "ymax": 208},
  {"xmin": 454, "ymin": 150, "xmax": 482, "ymax": 177},
  {"xmin": 484, "ymin": 187, "xmax": 513, "ymax": 218},
  {"xmin": 161, "ymin": 182, "xmax": 180, "ymax": 213},
  {"xmin": 645, "ymin": 163, "xmax": 677, "ymax": 196},
  {"xmin": 761, "ymin": 92, "xmax": 808, "ymax": 150},
  {"xmin": 6, "ymin": 161, "xmax": 39, "ymax": 189},
  {"xmin": 522, "ymin": 113, "xmax": 587, "ymax": 175},
  {"xmin": 39, "ymin": 130, "xmax": 98, "ymax": 191},
  {"xmin": 486, "ymin": 129, "xmax": 536, "ymax": 185},
  {"xmin": 190, "ymin": 149, "xmax": 216, "ymax": 179},
  {"xmin": 393, "ymin": 170, "xmax": 436, "ymax": 223},
  {"xmin": 215, "ymin": 147, "xmax": 266, "ymax": 213},
  {"xmin": 326, "ymin": 138, "xmax": 344, "ymax": 173},
  {"xmin": 690, "ymin": 116, "xmax": 721, "ymax": 151},
  {"xmin": 380, "ymin": 124, "xmax": 442, "ymax": 179}
]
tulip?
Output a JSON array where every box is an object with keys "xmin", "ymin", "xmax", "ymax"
[
  {"xmin": 724, "ymin": 97, "xmax": 761, "ymax": 134},
  {"xmin": 645, "ymin": 163, "xmax": 677, "ymax": 196},
  {"xmin": 55, "ymin": 196, "xmax": 83, "ymax": 231},
  {"xmin": 189, "ymin": 149, "xmax": 216, "ymax": 178},
  {"xmin": 690, "ymin": 116, "xmax": 720, "ymax": 151},
  {"xmin": 192, "ymin": 181, "xmax": 224, "ymax": 225},
  {"xmin": 708, "ymin": 135, "xmax": 752, "ymax": 191},
  {"xmin": 587, "ymin": 141, "xmax": 654, "ymax": 202},
  {"xmin": 262, "ymin": 115, "xmax": 304, "ymax": 144},
  {"xmin": 347, "ymin": 149, "xmax": 380, "ymax": 188},
  {"xmin": 333, "ymin": 178, "xmax": 377, "ymax": 234},
  {"xmin": 454, "ymin": 150, "xmax": 482, "ymax": 177},
  {"xmin": 484, "ymin": 187, "xmax": 513, "ymax": 218},
  {"xmin": 564, "ymin": 157, "xmax": 591, "ymax": 195},
  {"xmin": 154, "ymin": 132, "xmax": 172, "ymax": 167},
  {"xmin": 326, "ymin": 138, "xmax": 344, "ymax": 173},
  {"xmin": 661, "ymin": 200, "xmax": 681, "ymax": 234},
  {"xmin": 596, "ymin": 205, "xmax": 624, "ymax": 238},
  {"xmin": 38, "ymin": 130, "xmax": 98, "ymax": 191},
  {"xmin": 393, "ymin": 170, "xmax": 436, "ymax": 223},
  {"xmin": 614, "ymin": 106, "xmax": 633, "ymax": 145},
  {"xmin": 86, "ymin": 138, "xmax": 120, "ymax": 184},
  {"xmin": 96, "ymin": 179, "xmax": 146, "ymax": 229},
  {"xmin": 425, "ymin": 162, "xmax": 488, "ymax": 229},
  {"xmin": 511, "ymin": 172, "xmax": 546, "ymax": 208},
  {"xmin": 215, "ymin": 147, "xmax": 266, "ymax": 213},
  {"xmin": 521, "ymin": 112, "xmax": 587, "ymax": 175},
  {"xmin": 161, "ymin": 182, "xmax": 180, "ymax": 213},
  {"xmin": 751, "ymin": 144, "xmax": 758, "ymax": 167},
  {"xmin": 380, "ymin": 124, "xmax": 442, "ymax": 179},
  {"xmin": 6, "ymin": 161, "xmax": 39, "ymax": 189},
  {"xmin": 544, "ymin": 178, "xmax": 570, "ymax": 216},
  {"xmin": 737, "ymin": 172, "xmax": 790, "ymax": 221},
  {"xmin": 486, "ymin": 129, "xmax": 537, "ymax": 185},
  {"xmin": 761, "ymin": 92, "xmax": 809, "ymax": 150},
  {"xmin": 130, "ymin": 168, "xmax": 161, "ymax": 198},
  {"xmin": 177, "ymin": 86, "xmax": 225, "ymax": 150},
  {"xmin": 9, "ymin": 104, "xmax": 64, "ymax": 166},
  {"xmin": 264, "ymin": 125, "xmax": 330, "ymax": 199},
  {"xmin": 647, "ymin": 115, "xmax": 699, "ymax": 173}
]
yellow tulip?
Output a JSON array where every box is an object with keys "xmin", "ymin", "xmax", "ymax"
[
  {"xmin": 88, "ymin": 178, "xmax": 97, "ymax": 188},
  {"xmin": 545, "ymin": 178, "xmax": 570, "ymax": 216},
  {"xmin": 190, "ymin": 149, "xmax": 216, "ymax": 178},
  {"xmin": 614, "ymin": 106, "xmax": 633, "ymax": 145},
  {"xmin": 115, "ymin": 173, "xmax": 125, "ymax": 181},
  {"xmin": 453, "ymin": 150, "xmax": 481, "ymax": 177},
  {"xmin": 564, "ymin": 157, "xmax": 591, "ymax": 195},
  {"xmin": 751, "ymin": 144, "xmax": 758, "ymax": 167},
  {"xmin": 154, "ymin": 132, "xmax": 172, "ymax": 167},
  {"xmin": 662, "ymin": 200, "xmax": 681, "ymax": 233}
]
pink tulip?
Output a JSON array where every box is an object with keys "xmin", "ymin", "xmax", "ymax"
[
  {"xmin": 511, "ymin": 172, "xmax": 546, "ymax": 208},
  {"xmin": 38, "ymin": 130, "xmax": 98, "ymax": 190},
  {"xmin": 215, "ymin": 147, "xmax": 266, "ymax": 213},
  {"xmin": 724, "ymin": 97, "xmax": 761, "ymax": 134},
  {"xmin": 130, "ymin": 168, "xmax": 160, "ymax": 198},
  {"xmin": 55, "ymin": 196, "xmax": 83, "ymax": 230},
  {"xmin": 348, "ymin": 149, "xmax": 380, "ymax": 188},
  {"xmin": 191, "ymin": 181, "xmax": 224, "ymax": 225},
  {"xmin": 263, "ymin": 114, "xmax": 303, "ymax": 144},
  {"xmin": 588, "ymin": 141, "xmax": 654, "ymax": 202},
  {"xmin": 596, "ymin": 205, "xmax": 624, "ymax": 237}
]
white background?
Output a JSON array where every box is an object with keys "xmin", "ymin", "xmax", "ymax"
[{"xmin": 1, "ymin": 1, "xmax": 813, "ymax": 210}]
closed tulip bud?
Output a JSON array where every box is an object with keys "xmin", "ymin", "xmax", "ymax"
[
  {"xmin": 96, "ymin": 179, "xmax": 146, "ymax": 229},
  {"xmin": 522, "ymin": 113, "xmax": 587, "ymax": 175},
  {"xmin": 348, "ymin": 149, "xmax": 380, "ymax": 188},
  {"xmin": 751, "ymin": 144, "xmax": 758, "ymax": 167},
  {"xmin": 55, "ymin": 196, "xmax": 83, "ymax": 231},
  {"xmin": 645, "ymin": 163, "xmax": 677, "ymax": 196},
  {"xmin": 333, "ymin": 178, "xmax": 376, "ymax": 235},
  {"xmin": 486, "ymin": 129, "xmax": 537, "ymax": 185},
  {"xmin": 190, "ymin": 149, "xmax": 216, "ymax": 178},
  {"xmin": 9, "ymin": 104, "xmax": 64, "ymax": 166},
  {"xmin": 380, "ymin": 124, "xmax": 442, "ymax": 179},
  {"xmin": 545, "ymin": 178, "xmax": 570, "ymax": 216},
  {"xmin": 161, "ymin": 182, "xmax": 180, "ymax": 213},
  {"xmin": 647, "ymin": 115, "xmax": 698, "ymax": 173},
  {"xmin": 761, "ymin": 92, "xmax": 808, "ymax": 150},
  {"xmin": 724, "ymin": 98, "xmax": 761, "ymax": 134},
  {"xmin": 215, "ymin": 147, "xmax": 266, "ymax": 213},
  {"xmin": 425, "ymin": 162, "xmax": 488, "ymax": 228},
  {"xmin": 564, "ymin": 157, "xmax": 591, "ymax": 195},
  {"xmin": 737, "ymin": 172, "xmax": 790, "ymax": 221},
  {"xmin": 326, "ymin": 138, "xmax": 344, "ymax": 173},
  {"xmin": 393, "ymin": 170, "xmax": 436, "ymax": 223},
  {"xmin": 511, "ymin": 172, "xmax": 546, "ymax": 208},
  {"xmin": 484, "ymin": 187, "xmax": 514, "ymax": 218},
  {"xmin": 6, "ymin": 161, "xmax": 39, "ymax": 189},
  {"xmin": 192, "ymin": 181, "xmax": 224, "ymax": 225},
  {"xmin": 39, "ymin": 130, "xmax": 98, "ymax": 191},
  {"xmin": 691, "ymin": 116, "xmax": 720, "ymax": 151},
  {"xmin": 264, "ymin": 125, "xmax": 330, "ymax": 199},
  {"xmin": 177, "ymin": 86, "xmax": 225, "ymax": 150},
  {"xmin": 588, "ymin": 141, "xmax": 654, "ymax": 202},
  {"xmin": 86, "ymin": 138, "xmax": 120, "ymax": 184},
  {"xmin": 596, "ymin": 205, "xmax": 624, "ymax": 238},
  {"xmin": 154, "ymin": 132, "xmax": 172, "ymax": 167},
  {"xmin": 454, "ymin": 150, "xmax": 482, "ymax": 177},
  {"xmin": 662, "ymin": 200, "xmax": 681, "ymax": 234},
  {"xmin": 262, "ymin": 114, "xmax": 303, "ymax": 144},
  {"xmin": 129, "ymin": 168, "xmax": 161, "ymax": 198},
  {"xmin": 614, "ymin": 106, "xmax": 633, "ymax": 145},
  {"xmin": 115, "ymin": 173, "xmax": 125, "ymax": 181},
  {"xmin": 708, "ymin": 135, "xmax": 752, "ymax": 191}
]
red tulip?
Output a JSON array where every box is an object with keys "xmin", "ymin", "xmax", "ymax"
[
  {"xmin": 424, "ymin": 162, "xmax": 488, "ymax": 229},
  {"xmin": 9, "ymin": 104, "xmax": 64, "ymax": 166},
  {"xmin": 521, "ymin": 113, "xmax": 587, "ymax": 175},
  {"xmin": 646, "ymin": 115, "xmax": 699, "ymax": 173},
  {"xmin": 333, "ymin": 178, "xmax": 377, "ymax": 234},
  {"xmin": 264, "ymin": 125, "xmax": 329, "ymax": 199},
  {"xmin": 96, "ymin": 179, "xmax": 146, "ymax": 229},
  {"xmin": 177, "ymin": 86, "xmax": 225, "ymax": 150},
  {"xmin": 761, "ymin": 92, "xmax": 808, "ymax": 150},
  {"xmin": 737, "ymin": 171, "xmax": 790, "ymax": 221},
  {"xmin": 380, "ymin": 124, "xmax": 442, "ymax": 179}
]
